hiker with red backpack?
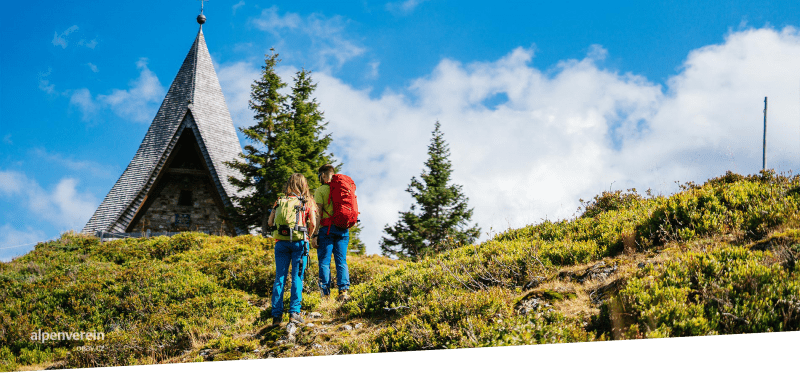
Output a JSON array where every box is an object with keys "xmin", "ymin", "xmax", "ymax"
[
  {"xmin": 267, "ymin": 173, "xmax": 317, "ymax": 326},
  {"xmin": 311, "ymin": 164, "xmax": 359, "ymax": 301}
]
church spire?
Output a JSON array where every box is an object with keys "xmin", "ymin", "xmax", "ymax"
[{"xmin": 83, "ymin": 9, "xmax": 244, "ymax": 235}]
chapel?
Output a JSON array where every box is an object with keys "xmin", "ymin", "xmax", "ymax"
[{"xmin": 82, "ymin": 11, "xmax": 244, "ymax": 236}]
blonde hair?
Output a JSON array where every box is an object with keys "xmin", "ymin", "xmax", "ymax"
[{"xmin": 283, "ymin": 173, "xmax": 312, "ymax": 201}]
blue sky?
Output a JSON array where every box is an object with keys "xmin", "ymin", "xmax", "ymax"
[{"xmin": 3, "ymin": 0, "xmax": 800, "ymax": 260}]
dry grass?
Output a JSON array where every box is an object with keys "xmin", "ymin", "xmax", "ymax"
[{"xmin": 538, "ymin": 242, "xmax": 678, "ymax": 322}]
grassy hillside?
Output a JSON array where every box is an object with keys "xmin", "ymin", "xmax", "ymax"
[{"xmin": 1, "ymin": 170, "xmax": 799, "ymax": 370}]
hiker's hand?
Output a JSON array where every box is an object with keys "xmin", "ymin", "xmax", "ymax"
[{"xmin": 311, "ymin": 237, "xmax": 318, "ymax": 248}]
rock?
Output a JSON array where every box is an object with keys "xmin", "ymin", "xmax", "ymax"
[
  {"xmin": 342, "ymin": 324, "xmax": 353, "ymax": 331},
  {"xmin": 581, "ymin": 261, "xmax": 618, "ymax": 283},
  {"xmin": 199, "ymin": 349, "xmax": 211, "ymax": 357},
  {"xmin": 309, "ymin": 312, "xmax": 323, "ymax": 318},
  {"xmin": 516, "ymin": 297, "xmax": 547, "ymax": 315},
  {"xmin": 590, "ymin": 277, "xmax": 624, "ymax": 305},
  {"xmin": 523, "ymin": 276, "xmax": 546, "ymax": 290},
  {"xmin": 354, "ymin": 323, "xmax": 363, "ymax": 329},
  {"xmin": 274, "ymin": 340, "xmax": 286, "ymax": 346},
  {"xmin": 286, "ymin": 322, "xmax": 297, "ymax": 335},
  {"xmin": 253, "ymin": 349, "xmax": 260, "ymax": 353},
  {"xmin": 287, "ymin": 335, "xmax": 296, "ymax": 343},
  {"xmin": 312, "ymin": 344, "xmax": 322, "ymax": 349},
  {"xmin": 45, "ymin": 362, "xmax": 67, "ymax": 370},
  {"xmin": 307, "ymin": 323, "xmax": 315, "ymax": 327},
  {"xmin": 638, "ymin": 262, "xmax": 646, "ymax": 269}
]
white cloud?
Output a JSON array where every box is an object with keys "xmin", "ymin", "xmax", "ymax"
[
  {"xmin": 218, "ymin": 26, "xmax": 800, "ymax": 255},
  {"xmin": 86, "ymin": 62, "xmax": 99, "ymax": 72},
  {"xmin": 38, "ymin": 68, "xmax": 56, "ymax": 95},
  {"xmin": 69, "ymin": 88, "xmax": 97, "ymax": 121},
  {"xmin": 70, "ymin": 58, "xmax": 165, "ymax": 123},
  {"xmin": 232, "ymin": 1, "xmax": 245, "ymax": 15},
  {"xmin": 78, "ymin": 38, "xmax": 98, "ymax": 49},
  {"xmin": 0, "ymin": 170, "xmax": 98, "ymax": 231},
  {"xmin": 385, "ymin": 0, "xmax": 428, "ymax": 14},
  {"xmin": 250, "ymin": 7, "xmax": 365, "ymax": 70},
  {"xmin": 217, "ymin": 60, "xmax": 305, "ymax": 135},
  {"xmin": 98, "ymin": 58, "xmax": 165, "ymax": 122},
  {"xmin": 251, "ymin": 6, "xmax": 301, "ymax": 32},
  {"xmin": 0, "ymin": 170, "xmax": 25, "ymax": 194},
  {"xmin": 31, "ymin": 148, "xmax": 119, "ymax": 179},
  {"xmin": 217, "ymin": 61, "xmax": 262, "ymax": 132},
  {"xmin": 52, "ymin": 25, "xmax": 79, "ymax": 49},
  {"xmin": 51, "ymin": 179, "xmax": 98, "ymax": 228},
  {"xmin": 312, "ymin": 26, "xmax": 800, "ymax": 254},
  {"xmin": 367, "ymin": 60, "xmax": 380, "ymax": 79},
  {"xmin": 0, "ymin": 225, "xmax": 46, "ymax": 262}
]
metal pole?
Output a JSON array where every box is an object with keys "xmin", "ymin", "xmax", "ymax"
[{"xmin": 763, "ymin": 96, "xmax": 768, "ymax": 171}]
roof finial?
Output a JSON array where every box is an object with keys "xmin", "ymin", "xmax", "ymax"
[{"xmin": 196, "ymin": 0, "xmax": 208, "ymax": 25}]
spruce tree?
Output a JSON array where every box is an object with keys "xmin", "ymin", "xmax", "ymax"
[
  {"xmin": 225, "ymin": 50, "xmax": 288, "ymax": 233},
  {"xmin": 226, "ymin": 52, "xmax": 334, "ymax": 234},
  {"xmin": 380, "ymin": 122, "xmax": 480, "ymax": 261},
  {"xmin": 284, "ymin": 68, "xmax": 335, "ymax": 193}
]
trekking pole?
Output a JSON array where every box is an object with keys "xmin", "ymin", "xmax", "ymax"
[
  {"xmin": 295, "ymin": 195, "xmax": 310, "ymax": 279},
  {"xmin": 300, "ymin": 240, "xmax": 310, "ymax": 279}
]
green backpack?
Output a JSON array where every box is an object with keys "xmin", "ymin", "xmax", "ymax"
[{"xmin": 272, "ymin": 194, "xmax": 308, "ymax": 241}]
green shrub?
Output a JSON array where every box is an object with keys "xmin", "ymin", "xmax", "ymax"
[
  {"xmin": 615, "ymin": 244, "xmax": 800, "ymax": 337},
  {"xmin": 580, "ymin": 189, "xmax": 644, "ymax": 219},
  {"xmin": 0, "ymin": 346, "xmax": 16, "ymax": 372},
  {"xmin": 16, "ymin": 347, "xmax": 55, "ymax": 366},
  {"xmin": 375, "ymin": 288, "xmax": 514, "ymax": 351}
]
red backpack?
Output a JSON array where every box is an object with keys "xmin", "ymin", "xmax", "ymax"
[{"xmin": 323, "ymin": 174, "xmax": 359, "ymax": 231}]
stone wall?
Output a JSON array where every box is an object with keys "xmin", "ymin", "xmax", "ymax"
[{"xmin": 131, "ymin": 173, "xmax": 230, "ymax": 234}]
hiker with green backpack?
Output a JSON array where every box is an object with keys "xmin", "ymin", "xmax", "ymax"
[
  {"xmin": 267, "ymin": 173, "xmax": 317, "ymax": 326},
  {"xmin": 311, "ymin": 164, "xmax": 359, "ymax": 302}
]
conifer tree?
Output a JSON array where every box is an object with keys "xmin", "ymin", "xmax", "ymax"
[
  {"xmin": 226, "ymin": 51, "xmax": 334, "ymax": 234},
  {"xmin": 380, "ymin": 122, "xmax": 480, "ymax": 261},
  {"xmin": 225, "ymin": 50, "xmax": 287, "ymax": 233},
  {"xmin": 284, "ymin": 68, "xmax": 335, "ymax": 193}
]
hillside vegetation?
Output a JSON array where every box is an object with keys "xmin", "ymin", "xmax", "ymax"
[{"xmin": 1, "ymin": 171, "xmax": 799, "ymax": 370}]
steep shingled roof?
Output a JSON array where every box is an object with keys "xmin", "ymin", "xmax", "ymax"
[{"xmin": 82, "ymin": 26, "xmax": 243, "ymax": 234}]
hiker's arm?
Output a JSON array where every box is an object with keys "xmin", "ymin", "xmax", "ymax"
[
  {"xmin": 313, "ymin": 189, "xmax": 324, "ymax": 234},
  {"xmin": 310, "ymin": 201, "xmax": 320, "ymax": 248},
  {"xmin": 267, "ymin": 209, "xmax": 275, "ymax": 227},
  {"xmin": 313, "ymin": 201, "xmax": 322, "ymax": 236},
  {"xmin": 307, "ymin": 204, "xmax": 317, "ymax": 239}
]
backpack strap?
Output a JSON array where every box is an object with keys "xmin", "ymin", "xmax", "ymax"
[{"xmin": 326, "ymin": 190, "xmax": 332, "ymax": 235}]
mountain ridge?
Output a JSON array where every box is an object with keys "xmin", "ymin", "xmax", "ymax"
[{"xmin": 1, "ymin": 170, "xmax": 798, "ymax": 370}]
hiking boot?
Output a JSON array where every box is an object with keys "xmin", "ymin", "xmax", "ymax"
[
  {"xmin": 337, "ymin": 289, "xmax": 351, "ymax": 302},
  {"xmin": 290, "ymin": 313, "xmax": 305, "ymax": 324},
  {"xmin": 272, "ymin": 316, "xmax": 281, "ymax": 326}
]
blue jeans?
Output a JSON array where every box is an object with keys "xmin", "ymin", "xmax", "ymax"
[
  {"xmin": 272, "ymin": 240, "xmax": 307, "ymax": 317},
  {"xmin": 317, "ymin": 225, "xmax": 350, "ymax": 295}
]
